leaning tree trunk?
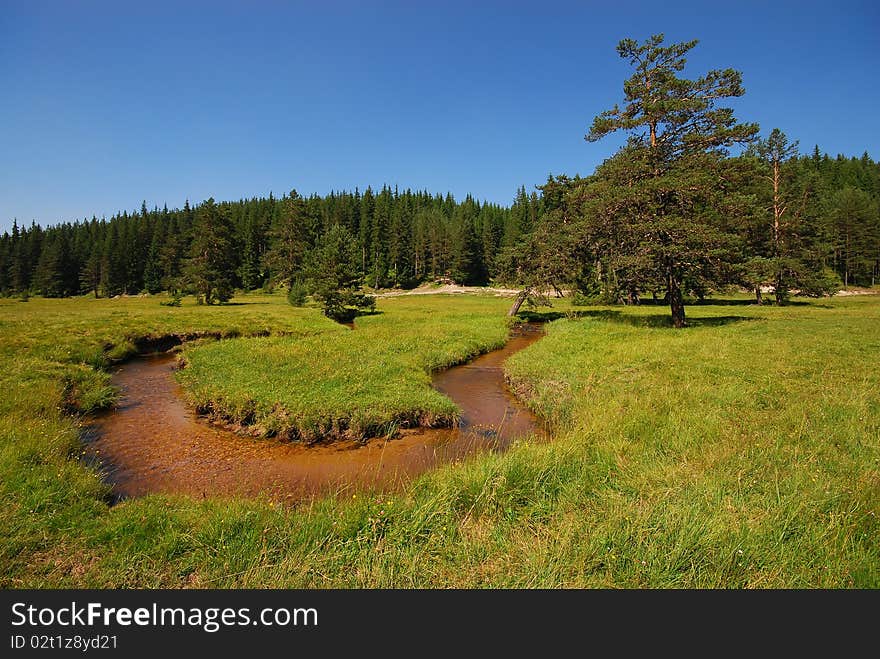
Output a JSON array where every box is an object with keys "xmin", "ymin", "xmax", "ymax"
[
  {"xmin": 507, "ymin": 288, "xmax": 531, "ymax": 317},
  {"xmin": 667, "ymin": 269, "xmax": 686, "ymax": 328}
]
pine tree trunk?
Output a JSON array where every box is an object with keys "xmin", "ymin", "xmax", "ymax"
[
  {"xmin": 755, "ymin": 286, "xmax": 763, "ymax": 305},
  {"xmin": 775, "ymin": 277, "xmax": 785, "ymax": 306},
  {"xmin": 667, "ymin": 269, "xmax": 685, "ymax": 328},
  {"xmin": 507, "ymin": 289, "xmax": 530, "ymax": 317},
  {"xmin": 772, "ymin": 160, "xmax": 781, "ymax": 259}
]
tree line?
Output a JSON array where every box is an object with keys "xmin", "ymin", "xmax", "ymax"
[
  {"xmin": 506, "ymin": 35, "xmax": 880, "ymax": 326},
  {"xmin": 0, "ymin": 185, "xmax": 541, "ymax": 300},
  {"xmin": 1, "ymin": 35, "xmax": 878, "ymax": 323}
]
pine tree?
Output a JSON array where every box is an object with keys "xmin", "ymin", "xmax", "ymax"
[
  {"xmin": 583, "ymin": 34, "xmax": 759, "ymax": 327},
  {"xmin": 830, "ymin": 187, "xmax": 877, "ymax": 287},
  {"xmin": 99, "ymin": 223, "xmax": 119, "ymax": 296},
  {"xmin": 143, "ymin": 220, "xmax": 165, "ymax": 294},
  {"xmin": 388, "ymin": 199, "xmax": 414, "ymax": 287},
  {"xmin": 449, "ymin": 203, "xmax": 485, "ymax": 284},
  {"xmin": 185, "ymin": 198, "xmax": 236, "ymax": 304},
  {"xmin": 7, "ymin": 220, "xmax": 28, "ymax": 294},
  {"xmin": 33, "ymin": 232, "xmax": 69, "ymax": 297},
  {"xmin": 238, "ymin": 209, "xmax": 263, "ymax": 290},
  {"xmin": 480, "ymin": 205, "xmax": 503, "ymax": 279},
  {"xmin": 503, "ymin": 186, "xmax": 530, "ymax": 249},
  {"xmin": 156, "ymin": 214, "xmax": 184, "ymax": 293},
  {"xmin": 261, "ymin": 190, "xmax": 314, "ymax": 288},
  {"xmin": 303, "ymin": 224, "xmax": 375, "ymax": 322},
  {"xmin": 370, "ymin": 186, "xmax": 392, "ymax": 288},
  {"xmin": 0, "ymin": 231, "xmax": 9, "ymax": 295},
  {"xmin": 79, "ymin": 244, "xmax": 102, "ymax": 297},
  {"xmin": 743, "ymin": 129, "xmax": 839, "ymax": 303}
]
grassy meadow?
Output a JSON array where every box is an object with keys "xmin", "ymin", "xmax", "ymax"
[
  {"xmin": 176, "ymin": 295, "xmax": 512, "ymax": 441},
  {"xmin": 0, "ymin": 290, "xmax": 878, "ymax": 587}
]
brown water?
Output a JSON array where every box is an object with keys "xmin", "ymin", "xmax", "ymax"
[{"xmin": 85, "ymin": 324, "xmax": 545, "ymax": 503}]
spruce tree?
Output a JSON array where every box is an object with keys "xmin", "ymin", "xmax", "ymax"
[
  {"xmin": 358, "ymin": 187, "xmax": 375, "ymax": 276},
  {"xmin": 33, "ymin": 233, "xmax": 69, "ymax": 297},
  {"xmin": 185, "ymin": 198, "xmax": 236, "ymax": 304},
  {"xmin": 303, "ymin": 224, "xmax": 375, "ymax": 322},
  {"xmin": 7, "ymin": 220, "xmax": 29, "ymax": 294},
  {"xmin": 388, "ymin": 200, "xmax": 414, "ymax": 287},
  {"xmin": 261, "ymin": 190, "xmax": 313, "ymax": 288},
  {"xmin": 370, "ymin": 186, "xmax": 392, "ymax": 288},
  {"xmin": 450, "ymin": 205, "xmax": 485, "ymax": 284},
  {"xmin": 238, "ymin": 209, "xmax": 263, "ymax": 290},
  {"xmin": 143, "ymin": 221, "xmax": 165, "ymax": 294},
  {"xmin": 0, "ymin": 231, "xmax": 9, "ymax": 295},
  {"xmin": 80, "ymin": 245, "xmax": 102, "ymax": 297},
  {"xmin": 830, "ymin": 187, "xmax": 877, "ymax": 287}
]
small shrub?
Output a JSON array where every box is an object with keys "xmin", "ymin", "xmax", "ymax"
[
  {"xmin": 160, "ymin": 291, "xmax": 183, "ymax": 307},
  {"xmin": 570, "ymin": 291, "xmax": 595, "ymax": 306},
  {"xmin": 287, "ymin": 282, "xmax": 308, "ymax": 307},
  {"xmin": 325, "ymin": 306, "xmax": 357, "ymax": 323}
]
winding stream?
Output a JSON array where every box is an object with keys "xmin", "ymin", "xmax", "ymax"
[{"xmin": 85, "ymin": 323, "xmax": 545, "ymax": 503}]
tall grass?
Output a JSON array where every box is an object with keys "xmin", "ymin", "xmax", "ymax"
[
  {"xmin": 176, "ymin": 295, "xmax": 511, "ymax": 440},
  {"xmin": 0, "ymin": 292, "xmax": 877, "ymax": 587}
]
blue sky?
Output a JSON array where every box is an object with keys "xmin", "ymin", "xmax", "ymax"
[{"xmin": 1, "ymin": 0, "xmax": 878, "ymax": 232}]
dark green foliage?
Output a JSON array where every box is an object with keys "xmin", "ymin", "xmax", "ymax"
[
  {"xmin": 33, "ymin": 232, "xmax": 72, "ymax": 297},
  {"xmin": 286, "ymin": 281, "xmax": 308, "ymax": 307},
  {"xmin": 388, "ymin": 199, "xmax": 415, "ymax": 287},
  {"xmin": 449, "ymin": 200, "xmax": 486, "ymax": 285},
  {"xmin": 412, "ymin": 207, "xmax": 450, "ymax": 281},
  {"xmin": 829, "ymin": 186, "xmax": 879, "ymax": 288},
  {"xmin": 262, "ymin": 190, "xmax": 315, "ymax": 288},
  {"xmin": 184, "ymin": 198, "xmax": 236, "ymax": 304},
  {"xmin": 304, "ymin": 224, "xmax": 375, "ymax": 322},
  {"xmin": 143, "ymin": 225, "xmax": 164, "ymax": 294},
  {"xmin": 238, "ymin": 208, "xmax": 264, "ymax": 291},
  {"xmin": 159, "ymin": 290, "xmax": 183, "ymax": 307},
  {"xmin": 2, "ymin": 186, "xmax": 521, "ymax": 301},
  {"xmin": 2, "ymin": 115, "xmax": 877, "ymax": 305},
  {"xmin": 580, "ymin": 34, "xmax": 760, "ymax": 326},
  {"xmin": 736, "ymin": 129, "xmax": 839, "ymax": 304},
  {"xmin": 496, "ymin": 205, "xmax": 585, "ymax": 313}
]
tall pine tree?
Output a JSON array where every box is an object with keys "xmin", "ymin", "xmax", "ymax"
[{"xmin": 185, "ymin": 198, "xmax": 236, "ymax": 304}]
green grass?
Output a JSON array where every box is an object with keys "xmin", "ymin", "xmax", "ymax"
[
  {"xmin": 176, "ymin": 295, "xmax": 511, "ymax": 440},
  {"xmin": 0, "ymin": 291, "xmax": 877, "ymax": 587}
]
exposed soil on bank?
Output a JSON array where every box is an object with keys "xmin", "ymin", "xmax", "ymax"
[{"xmin": 84, "ymin": 324, "xmax": 546, "ymax": 503}]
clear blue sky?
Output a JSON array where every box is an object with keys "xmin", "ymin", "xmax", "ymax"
[{"xmin": 1, "ymin": 0, "xmax": 878, "ymax": 232}]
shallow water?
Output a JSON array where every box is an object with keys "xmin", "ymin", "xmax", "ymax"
[{"xmin": 85, "ymin": 324, "xmax": 545, "ymax": 503}]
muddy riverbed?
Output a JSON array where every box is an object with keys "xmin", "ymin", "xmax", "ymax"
[{"xmin": 85, "ymin": 324, "xmax": 545, "ymax": 503}]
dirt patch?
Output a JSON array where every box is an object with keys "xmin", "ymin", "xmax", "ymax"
[
  {"xmin": 834, "ymin": 288, "xmax": 878, "ymax": 296},
  {"xmin": 376, "ymin": 283, "xmax": 569, "ymax": 298},
  {"xmin": 377, "ymin": 284, "xmax": 521, "ymax": 298}
]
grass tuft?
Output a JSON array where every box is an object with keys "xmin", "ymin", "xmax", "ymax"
[{"xmin": 0, "ymin": 292, "xmax": 877, "ymax": 587}]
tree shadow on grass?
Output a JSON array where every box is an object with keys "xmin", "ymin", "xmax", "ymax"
[
  {"xmin": 630, "ymin": 296, "xmax": 824, "ymax": 308},
  {"xmin": 599, "ymin": 310, "xmax": 759, "ymax": 328},
  {"xmin": 518, "ymin": 308, "xmax": 759, "ymax": 328},
  {"xmin": 692, "ymin": 297, "xmax": 828, "ymax": 308},
  {"xmin": 515, "ymin": 310, "xmax": 569, "ymax": 322}
]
